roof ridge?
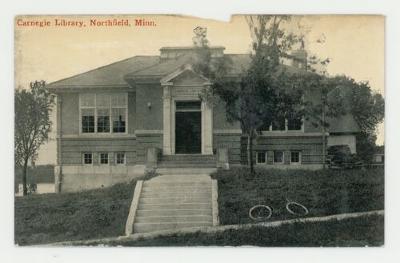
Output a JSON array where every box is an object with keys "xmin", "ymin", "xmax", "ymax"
[{"xmin": 125, "ymin": 53, "xmax": 192, "ymax": 78}]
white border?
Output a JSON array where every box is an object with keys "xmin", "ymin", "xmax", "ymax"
[{"xmin": 2, "ymin": 1, "xmax": 400, "ymax": 263}]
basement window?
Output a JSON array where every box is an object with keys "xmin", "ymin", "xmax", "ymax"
[
  {"xmin": 100, "ymin": 153, "xmax": 109, "ymax": 165},
  {"xmin": 256, "ymin": 152, "xmax": 266, "ymax": 164},
  {"xmin": 290, "ymin": 151, "xmax": 301, "ymax": 164},
  {"xmin": 115, "ymin": 152, "xmax": 126, "ymax": 165},
  {"xmin": 83, "ymin": 153, "xmax": 93, "ymax": 165}
]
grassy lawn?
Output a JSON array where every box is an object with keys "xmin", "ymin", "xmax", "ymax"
[
  {"xmin": 15, "ymin": 168, "xmax": 384, "ymax": 246},
  {"xmin": 212, "ymin": 168, "xmax": 384, "ymax": 225},
  {"xmin": 100, "ymin": 214, "xmax": 384, "ymax": 247},
  {"xmin": 15, "ymin": 181, "xmax": 136, "ymax": 245}
]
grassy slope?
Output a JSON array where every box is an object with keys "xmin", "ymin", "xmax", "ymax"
[
  {"xmin": 213, "ymin": 168, "xmax": 384, "ymax": 225},
  {"xmin": 15, "ymin": 168, "xmax": 384, "ymax": 246},
  {"xmin": 102, "ymin": 214, "xmax": 384, "ymax": 247},
  {"xmin": 15, "ymin": 181, "xmax": 135, "ymax": 245}
]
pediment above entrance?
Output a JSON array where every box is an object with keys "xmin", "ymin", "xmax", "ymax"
[{"xmin": 160, "ymin": 64, "xmax": 210, "ymax": 86}]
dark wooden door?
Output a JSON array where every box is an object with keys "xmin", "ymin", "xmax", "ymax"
[{"xmin": 175, "ymin": 111, "xmax": 201, "ymax": 154}]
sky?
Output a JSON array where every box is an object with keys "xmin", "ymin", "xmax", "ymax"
[{"xmin": 14, "ymin": 15, "xmax": 385, "ymax": 164}]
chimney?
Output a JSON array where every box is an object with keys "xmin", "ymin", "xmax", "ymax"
[{"xmin": 290, "ymin": 49, "xmax": 307, "ymax": 70}]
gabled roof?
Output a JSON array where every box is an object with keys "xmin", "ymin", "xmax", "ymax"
[
  {"xmin": 124, "ymin": 53, "xmax": 306, "ymax": 81},
  {"xmin": 48, "ymin": 56, "xmax": 160, "ymax": 89},
  {"xmin": 48, "ymin": 51, "xmax": 306, "ymax": 89}
]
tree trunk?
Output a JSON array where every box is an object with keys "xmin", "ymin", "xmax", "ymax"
[
  {"xmin": 22, "ymin": 159, "xmax": 28, "ymax": 196},
  {"xmin": 322, "ymin": 106, "xmax": 326, "ymax": 170},
  {"xmin": 249, "ymin": 134, "xmax": 254, "ymax": 174},
  {"xmin": 246, "ymin": 131, "xmax": 255, "ymax": 175},
  {"xmin": 247, "ymin": 134, "xmax": 251, "ymax": 167}
]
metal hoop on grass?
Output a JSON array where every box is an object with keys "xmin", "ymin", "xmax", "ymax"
[
  {"xmin": 286, "ymin": 201, "xmax": 309, "ymax": 216},
  {"xmin": 249, "ymin": 205, "xmax": 272, "ymax": 221}
]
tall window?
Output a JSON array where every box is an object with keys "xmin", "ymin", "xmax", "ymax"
[
  {"xmin": 80, "ymin": 93, "xmax": 127, "ymax": 134},
  {"xmin": 96, "ymin": 94, "xmax": 110, "ymax": 133},
  {"xmin": 288, "ymin": 112, "xmax": 302, "ymax": 131},
  {"xmin": 268, "ymin": 114, "xmax": 303, "ymax": 132},
  {"xmin": 111, "ymin": 94, "xmax": 127, "ymax": 133},
  {"xmin": 81, "ymin": 94, "xmax": 95, "ymax": 133},
  {"xmin": 112, "ymin": 108, "xmax": 126, "ymax": 133}
]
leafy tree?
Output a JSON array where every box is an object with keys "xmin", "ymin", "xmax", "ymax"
[
  {"xmin": 193, "ymin": 16, "xmax": 306, "ymax": 173},
  {"xmin": 193, "ymin": 17, "xmax": 365, "ymax": 172},
  {"xmin": 299, "ymin": 74, "xmax": 384, "ymax": 165},
  {"xmin": 328, "ymin": 76, "xmax": 384, "ymax": 162},
  {"xmin": 15, "ymin": 81, "xmax": 55, "ymax": 196}
]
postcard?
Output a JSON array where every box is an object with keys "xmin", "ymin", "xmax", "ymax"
[{"xmin": 14, "ymin": 14, "xmax": 384, "ymax": 247}]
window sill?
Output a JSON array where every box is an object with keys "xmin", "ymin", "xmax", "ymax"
[
  {"xmin": 61, "ymin": 134, "xmax": 136, "ymax": 139},
  {"xmin": 261, "ymin": 130, "xmax": 304, "ymax": 135}
]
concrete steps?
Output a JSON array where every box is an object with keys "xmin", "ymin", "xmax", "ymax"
[
  {"xmin": 160, "ymin": 154, "xmax": 216, "ymax": 162},
  {"xmin": 138, "ymin": 203, "xmax": 211, "ymax": 210},
  {"xmin": 157, "ymin": 154, "xmax": 217, "ymax": 169},
  {"xmin": 135, "ymin": 215, "xmax": 212, "ymax": 223},
  {"xmin": 137, "ymin": 209, "xmax": 212, "ymax": 217},
  {"xmin": 132, "ymin": 174, "xmax": 215, "ymax": 234},
  {"xmin": 156, "ymin": 168, "xmax": 217, "ymax": 175}
]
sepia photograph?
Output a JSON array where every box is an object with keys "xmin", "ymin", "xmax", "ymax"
[{"xmin": 14, "ymin": 14, "xmax": 385, "ymax": 247}]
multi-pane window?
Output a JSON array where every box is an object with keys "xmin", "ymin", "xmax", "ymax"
[
  {"xmin": 273, "ymin": 150, "xmax": 284, "ymax": 164},
  {"xmin": 81, "ymin": 109, "xmax": 95, "ymax": 133},
  {"xmin": 112, "ymin": 108, "xmax": 126, "ymax": 133},
  {"xmin": 288, "ymin": 113, "xmax": 302, "ymax": 131},
  {"xmin": 80, "ymin": 94, "xmax": 95, "ymax": 133},
  {"xmin": 115, "ymin": 152, "xmax": 126, "ymax": 165},
  {"xmin": 97, "ymin": 108, "xmax": 110, "ymax": 132},
  {"xmin": 256, "ymin": 152, "xmax": 266, "ymax": 164},
  {"xmin": 100, "ymin": 153, "xmax": 109, "ymax": 164},
  {"xmin": 267, "ymin": 112, "xmax": 303, "ymax": 132},
  {"xmin": 290, "ymin": 151, "xmax": 301, "ymax": 164},
  {"xmin": 83, "ymin": 153, "xmax": 93, "ymax": 164},
  {"xmin": 96, "ymin": 94, "xmax": 111, "ymax": 133},
  {"xmin": 80, "ymin": 93, "xmax": 127, "ymax": 134}
]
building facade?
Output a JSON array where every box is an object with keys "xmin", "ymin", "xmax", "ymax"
[{"xmin": 49, "ymin": 46, "xmax": 359, "ymax": 192}]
